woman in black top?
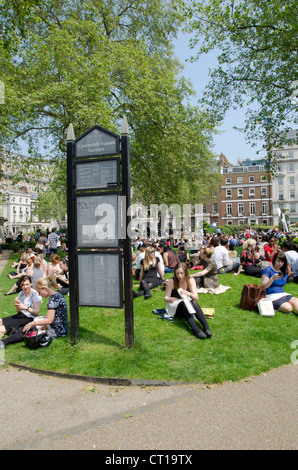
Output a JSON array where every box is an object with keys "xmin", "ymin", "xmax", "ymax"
[
  {"xmin": 56, "ymin": 257, "xmax": 69, "ymax": 295},
  {"xmin": 164, "ymin": 262, "xmax": 212, "ymax": 339},
  {"xmin": 133, "ymin": 247, "xmax": 164, "ymax": 299},
  {"xmin": 177, "ymin": 244, "xmax": 190, "ymax": 267}
]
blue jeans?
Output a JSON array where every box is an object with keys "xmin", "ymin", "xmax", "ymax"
[
  {"xmin": 217, "ymin": 262, "xmax": 240, "ymax": 274},
  {"xmin": 164, "ymin": 267, "xmax": 174, "ymax": 273}
]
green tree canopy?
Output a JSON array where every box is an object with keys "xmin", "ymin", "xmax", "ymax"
[
  {"xmin": 0, "ymin": 0, "xmax": 218, "ymax": 206},
  {"xmin": 181, "ymin": 0, "xmax": 298, "ymax": 151}
]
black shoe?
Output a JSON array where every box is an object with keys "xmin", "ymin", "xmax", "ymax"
[
  {"xmin": 205, "ymin": 329, "xmax": 213, "ymax": 338},
  {"xmin": 133, "ymin": 290, "xmax": 144, "ymax": 298},
  {"xmin": 144, "ymin": 293, "xmax": 153, "ymax": 299},
  {"xmin": 196, "ymin": 331, "xmax": 207, "ymax": 339}
]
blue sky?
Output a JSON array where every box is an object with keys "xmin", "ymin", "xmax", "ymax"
[{"xmin": 174, "ymin": 33, "xmax": 265, "ymax": 165}]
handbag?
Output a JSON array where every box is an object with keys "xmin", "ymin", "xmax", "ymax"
[
  {"xmin": 257, "ymin": 298, "xmax": 275, "ymax": 316},
  {"xmin": 240, "ymin": 284, "xmax": 266, "ymax": 311},
  {"xmin": 23, "ymin": 326, "xmax": 52, "ymax": 349}
]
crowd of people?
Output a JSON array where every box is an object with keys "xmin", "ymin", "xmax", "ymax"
[
  {"xmin": 132, "ymin": 228, "xmax": 298, "ymax": 338},
  {"xmin": 1, "ymin": 228, "xmax": 69, "ymax": 349},
  {"xmin": 1, "ymin": 225, "xmax": 297, "ymax": 348}
]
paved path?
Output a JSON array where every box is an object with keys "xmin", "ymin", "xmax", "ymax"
[
  {"xmin": 0, "ymin": 364, "xmax": 296, "ymax": 450},
  {"xmin": 0, "ymin": 250, "xmax": 297, "ymax": 450}
]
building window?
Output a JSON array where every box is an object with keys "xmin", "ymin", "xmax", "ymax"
[
  {"xmin": 278, "ymin": 191, "xmax": 284, "ymax": 201},
  {"xmin": 288, "ymin": 164, "xmax": 294, "ymax": 172},
  {"xmin": 238, "ymin": 219, "xmax": 244, "ymax": 225},
  {"xmin": 226, "ymin": 203, "xmax": 232, "ymax": 216},
  {"xmin": 227, "ymin": 220, "xmax": 233, "ymax": 226},
  {"xmin": 238, "ymin": 203, "xmax": 244, "ymax": 216},
  {"xmin": 278, "ymin": 165, "xmax": 283, "ymax": 172},
  {"xmin": 213, "ymin": 203, "xmax": 217, "ymax": 214},
  {"xmin": 278, "ymin": 177, "xmax": 283, "ymax": 186},
  {"xmin": 261, "ymin": 175, "xmax": 267, "ymax": 182},
  {"xmin": 237, "ymin": 177, "xmax": 243, "ymax": 183},
  {"xmin": 238, "ymin": 188, "xmax": 243, "ymax": 198},
  {"xmin": 226, "ymin": 178, "xmax": 231, "ymax": 184},
  {"xmin": 262, "ymin": 202, "xmax": 268, "ymax": 215},
  {"xmin": 249, "ymin": 188, "xmax": 255, "ymax": 197},
  {"xmin": 262, "ymin": 219, "xmax": 268, "ymax": 225},
  {"xmin": 226, "ymin": 189, "xmax": 232, "ymax": 198},
  {"xmin": 290, "ymin": 189, "xmax": 295, "ymax": 198},
  {"xmin": 290, "ymin": 204, "xmax": 296, "ymax": 213},
  {"xmin": 261, "ymin": 187, "xmax": 267, "ymax": 196},
  {"xmin": 289, "ymin": 176, "xmax": 295, "ymax": 185},
  {"xmin": 250, "ymin": 202, "xmax": 256, "ymax": 215},
  {"xmin": 249, "ymin": 176, "xmax": 255, "ymax": 183}
]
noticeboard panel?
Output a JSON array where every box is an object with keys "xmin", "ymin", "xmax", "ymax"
[
  {"xmin": 75, "ymin": 126, "xmax": 119, "ymax": 158},
  {"xmin": 76, "ymin": 158, "xmax": 120, "ymax": 190},
  {"xmin": 76, "ymin": 193, "xmax": 119, "ymax": 248},
  {"xmin": 78, "ymin": 252, "xmax": 123, "ymax": 308}
]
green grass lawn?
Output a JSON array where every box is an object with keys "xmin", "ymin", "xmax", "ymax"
[{"xmin": 1, "ymin": 253, "xmax": 297, "ymax": 384}]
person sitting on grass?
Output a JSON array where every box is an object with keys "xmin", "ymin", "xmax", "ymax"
[
  {"xmin": 262, "ymin": 252, "xmax": 298, "ymax": 314},
  {"xmin": 191, "ymin": 247, "xmax": 219, "ymax": 289},
  {"xmin": 56, "ymin": 257, "xmax": 69, "ymax": 295},
  {"xmin": 212, "ymin": 236, "xmax": 240, "ymax": 274},
  {"xmin": 264, "ymin": 236, "xmax": 280, "ymax": 263},
  {"xmin": 177, "ymin": 244, "xmax": 191, "ymax": 267},
  {"xmin": 47, "ymin": 253, "xmax": 62, "ymax": 277},
  {"xmin": 133, "ymin": 246, "xmax": 164, "ymax": 299},
  {"xmin": 158, "ymin": 244, "xmax": 179, "ymax": 273},
  {"xmin": 164, "ymin": 262, "xmax": 212, "ymax": 339},
  {"xmin": 9, "ymin": 252, "xmax": 29, "ymax": 276},
  {"xmin": 283, "ymin": 241, "xmax": 298, "ymax": 283},
  {"xmin": 8, "ymin": 258, "xmax": 33, "ymax": 280},
  {"xmin": 238, "ymin": 238, "xmax": 263, "ymax": 278},
  {"xmin": 0, "ymin": 275, "xmax": 41, "ymax": 348},
  {"xmin": 22, "ymin": 277, "xmax": 69, "ymax": 339}
]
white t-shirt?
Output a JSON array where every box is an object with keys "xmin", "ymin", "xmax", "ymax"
[
  {"xmin": 212, "ymin": 245, "xmax": 230, "ymax": 270},
  {"xmin": 284, "ymin": 250, "xmax": 298, "ymax": 277},
  {"xmin": 18, "ymin": 290, "xmax": 42, "ymax": 318}
]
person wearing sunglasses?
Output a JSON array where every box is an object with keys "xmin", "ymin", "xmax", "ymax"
[{"xmin": 133, "ymin": 247, "xmax": 164, "ymax": 299}]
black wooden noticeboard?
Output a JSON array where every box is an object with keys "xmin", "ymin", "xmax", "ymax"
[
  {"xmin": 76, "ymin": 193, "xmax": 120, "ymax": 249},
  {"xmin": 76, "ymin": 158, "xmax": 120, "ymax": 191},
  {"xmin": 67, "ymin": 122, "xmax": 134, "ymax": 347},
  {"xmin": 77, "ymin": 251, "xmax": 123, "ymax": 308}
]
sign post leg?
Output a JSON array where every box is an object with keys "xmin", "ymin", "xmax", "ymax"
[
  {"xmin": 66, "ymin": 136, "xmax": 80, "ymax": 344},
  {"xmin": 121, "ymin": 121, "xmax": 134, "ymax": 348}
]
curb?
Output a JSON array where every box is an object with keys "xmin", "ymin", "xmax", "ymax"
[{"xmin": 8, "ymin": 362, "xmax": 196, "ymax": 387}]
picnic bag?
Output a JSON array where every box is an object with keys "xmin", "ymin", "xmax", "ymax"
[{"xmin": 240, "ymin": 284, "xmax": 266, "ymax": 311}]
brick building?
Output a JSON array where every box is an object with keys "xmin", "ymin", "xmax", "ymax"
[{"xmin": 205, "ymin": 155, "xmax": 272, "ymax": 227}]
